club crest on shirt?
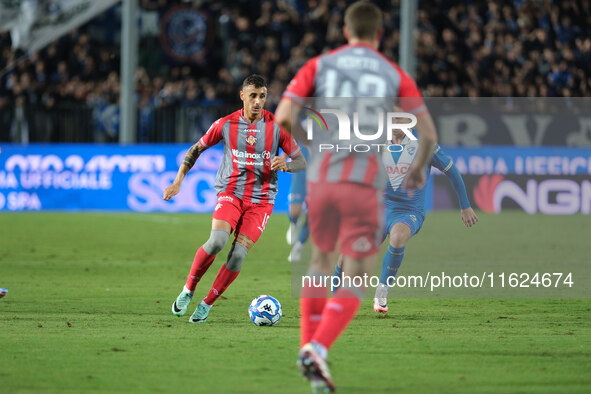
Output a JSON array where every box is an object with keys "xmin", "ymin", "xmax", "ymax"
[
  {"xmin": 247, "ymin": 135, "xmax": 256, "ymax": 145},
  {"xmin": 351, "ymin": 236, "xmax": 372, "ymax": 252}
]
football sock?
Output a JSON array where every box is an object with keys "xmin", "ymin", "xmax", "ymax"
[
  {"xmin": 185, "ymin": 247, "xmax": 217, "ymax": 292},
  {"xmin": 310, "ymin": 340, "xmax": 328, "ymax": 360},
  {"xmin": 203, "ymin": 263, "xmax": 240, "ymax": 306},
  {"xmin": 199, "ymin": 300, "xmax": 212, "ymax": 311},
  {"xmin": 311, "ymin": 287, "xmax": 361, "ymax": 350},
  {"xmin": 380, "ymin": 245, "xmax": 405, "ymax": 285},
  {"xmin": 298, "ymin": 218, "xmax": 309, "ymax": 244},
  {"xmin": 300, "ymin": 269, "xmax": 328, "ymax": 347},
  {"xmin": 331, "ymin": 265, "xmax": 343, "ymax": 293}
]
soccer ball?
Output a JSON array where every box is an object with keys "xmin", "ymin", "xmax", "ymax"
[
  {"xmin": 248, "ymin": 295, "xmax": 282, "ymax": 326},
  {"xmin": 0, "ymin": 288, "xmax": 7, "ymax": 298}
]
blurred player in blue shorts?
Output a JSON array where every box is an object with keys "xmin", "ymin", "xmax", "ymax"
[
  {"xmin": 332, "ymin": 128, "xmax": 478, "ymax": 312},
  {"xmin": 286, "ymin": 145, "xmax": 310, "ymax": 262}
]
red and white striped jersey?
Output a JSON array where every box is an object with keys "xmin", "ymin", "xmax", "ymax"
[
  {"xmin": 282, "ymin": 43, "xmax": 426, "ymax": 189},
  {"xmin": 199, "ymin": 108, "xmax": 301, "ymax": 204}
]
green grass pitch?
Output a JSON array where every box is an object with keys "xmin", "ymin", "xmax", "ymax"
[{"xmin": 0, "ymin": 212, "xmax": 589, "ymax": 393}]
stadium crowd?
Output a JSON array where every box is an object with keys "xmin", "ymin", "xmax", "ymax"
[{"xmin": 1, "ymin": 0, "xmax": 590, "ymax": 142}]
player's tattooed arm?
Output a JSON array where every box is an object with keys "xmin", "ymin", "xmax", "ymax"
[
  {"xmin": 182, "ymin": 142, "xmax": 205, "ymax": 170},
  {"xmin": 163, "ymin": 142, "xmax": 206, "ymax": 201}
]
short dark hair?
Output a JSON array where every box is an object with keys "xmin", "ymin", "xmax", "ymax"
[
  {"xmin": 242, "ymin": 74, "xmax": 267, "ymax": 89},
  {"xmin": 344, "ymin": 1, "xmax": 383, "ymax": 40}
]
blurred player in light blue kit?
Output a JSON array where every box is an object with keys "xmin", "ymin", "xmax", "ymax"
[
  {"xmin": 333, "ymin": 127, "xmax": 479, "ymax": 312},
  {"xmin": 286, "ymin": 145, "xmax": 310, "ymax": 262}
]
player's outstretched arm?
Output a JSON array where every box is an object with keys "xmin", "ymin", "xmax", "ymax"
[
  {"xmin": 434, "ymin": 151, "xmax": 479, "ymax": 228},
  {"xmin": 446, "ymin": 166, "xmax": 478, "ymax": 227},
  {"xmin": 460, "ymin": 207, "xmax": 479, "ymax": 228},
  {"xmin": 271, "ymin": 152, "xmax": 307, "ymax": 173},
  {"xmin": 163, "ymin": 142, "xmax": 206, "ymax": 201}
]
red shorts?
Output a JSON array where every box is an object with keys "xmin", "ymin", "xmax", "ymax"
[
  {"xmin": 212, "ymin": 192, "xmax": 274, "ymax": 243},
  {"xmin": 307, "ymin": 182, "xmax": 383, "ymax": 259}
]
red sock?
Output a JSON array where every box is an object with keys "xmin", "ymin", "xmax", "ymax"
[
  {"xmin": 300, "ymin": 285, "xmax": 328, "ymax": 347},
  {"xmin": 185, "ymin": 247, "xmax": 216, "ymax": 291},
  {"xmin": 203, "ymin": 264, "xmax": 239, "ymax": 305},
  {"xmin": 311, "ymin": 288, "xmax": 360, "ymax": 350}
]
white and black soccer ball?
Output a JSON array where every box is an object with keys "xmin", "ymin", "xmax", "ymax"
[{"xmin": 248, "ymin": 295, "xmax": 282, "ymax": 326}]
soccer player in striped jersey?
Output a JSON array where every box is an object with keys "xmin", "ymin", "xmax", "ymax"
[
  {"xmin": 164, "ymin": 75, "xmax": 306, "ymax": 323},
  {"xmin": 275, "ymin": 2, "xmax": 438, "ymax": 392},
  {"xmin": 333, "ymin": 128, "xmax": 479, "ymax": 313}
]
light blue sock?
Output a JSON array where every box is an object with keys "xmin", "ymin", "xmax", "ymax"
[
  {"xmin": 298, "ymin": 218, "xmax": 309, "ymax": 244},
  {"xmin": 380, "ymin": 245, "xmax": 405, "ymax": 285},
  {"xmin": 331, "ymin": 264, "xmax": 343, "ymax": 293}
]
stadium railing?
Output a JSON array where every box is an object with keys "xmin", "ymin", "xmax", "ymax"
[{"xmin": 0, "ymin": 103, "xmax": 234, "ymax": 144}]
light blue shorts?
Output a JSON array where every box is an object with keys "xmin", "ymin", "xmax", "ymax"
[{"xmin": 384, "ymin": 209, "xmax": 424, "ymax": 241}]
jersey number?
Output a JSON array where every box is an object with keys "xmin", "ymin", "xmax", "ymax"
[
  {"xmin": 325, "ymin": 69, "xmax": 388, "ymax": 130},
  {"xmin": 325, "ymin": 69, "xmax": 387, "ymax": 97}
]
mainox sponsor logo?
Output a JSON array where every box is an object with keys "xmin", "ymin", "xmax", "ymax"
[
  {"xmin": 472, "ymin": 175, "xmax": 591, "ymax": 215},
  {"xmin": 231, "ymin": 149, "xmax": 271, "ymax": 160}
]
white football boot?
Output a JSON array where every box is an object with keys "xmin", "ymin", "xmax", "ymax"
[
  {"xmin": 297, "ymin": 343, "xmax": 335, "ymax": 393},
  {"xmin": 373, "ymin": 283, "xmax": 389, "ymax": 313},
  {"xmin": 171, "ymin": 286, "xmax": 193, "ymax": 317},
  {"xmin": 189, "ymin": 300, "xmax": 212, "ymax": 323}
]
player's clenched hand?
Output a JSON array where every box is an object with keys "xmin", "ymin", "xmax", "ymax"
[
  {"xmin": 271, "ymin": 156, "xmax": 288, "ymax": 172},
  {"xmin": 403, "ymin": 164, "xmax": 427, "ymax": 197},
  {"xmin": 163, "ymin": 183, "xmax": 180, "ymax": 201},
  {"xmin": 461, "ymin": 207, "xmax": 479, "ymax": 227}
]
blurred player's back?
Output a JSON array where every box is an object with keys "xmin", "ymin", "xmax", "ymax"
[
  {"xmin": 275, "ymin": 2, "xmax": 437, "ymax": 392},
  {"xmin": 301, "ymin": 44, "xmax": 409, "ymax": 98},
  {"xmin": 283, "ymin": 42, "xmax": 425, "ymax": 188}
]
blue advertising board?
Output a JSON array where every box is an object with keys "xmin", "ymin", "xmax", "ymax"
[
  {"xmin": 431, "ymin": 146, "xmax": 591, "ymax": 214},
  {"xmin": 1, "ymin": 144, "xmax": 589, "ymax": 213},
  {"xmin": 436, "ymin": 146, "xmax": 591, "ymax": 176},
  {"xmin": 0, "ymin": 144, "xmax": 291, "ymax": 212}
]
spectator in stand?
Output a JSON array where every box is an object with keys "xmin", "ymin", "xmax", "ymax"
[{"xmin": 1, "ymin": 0, "xmax": 590, "ymax": 143}]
